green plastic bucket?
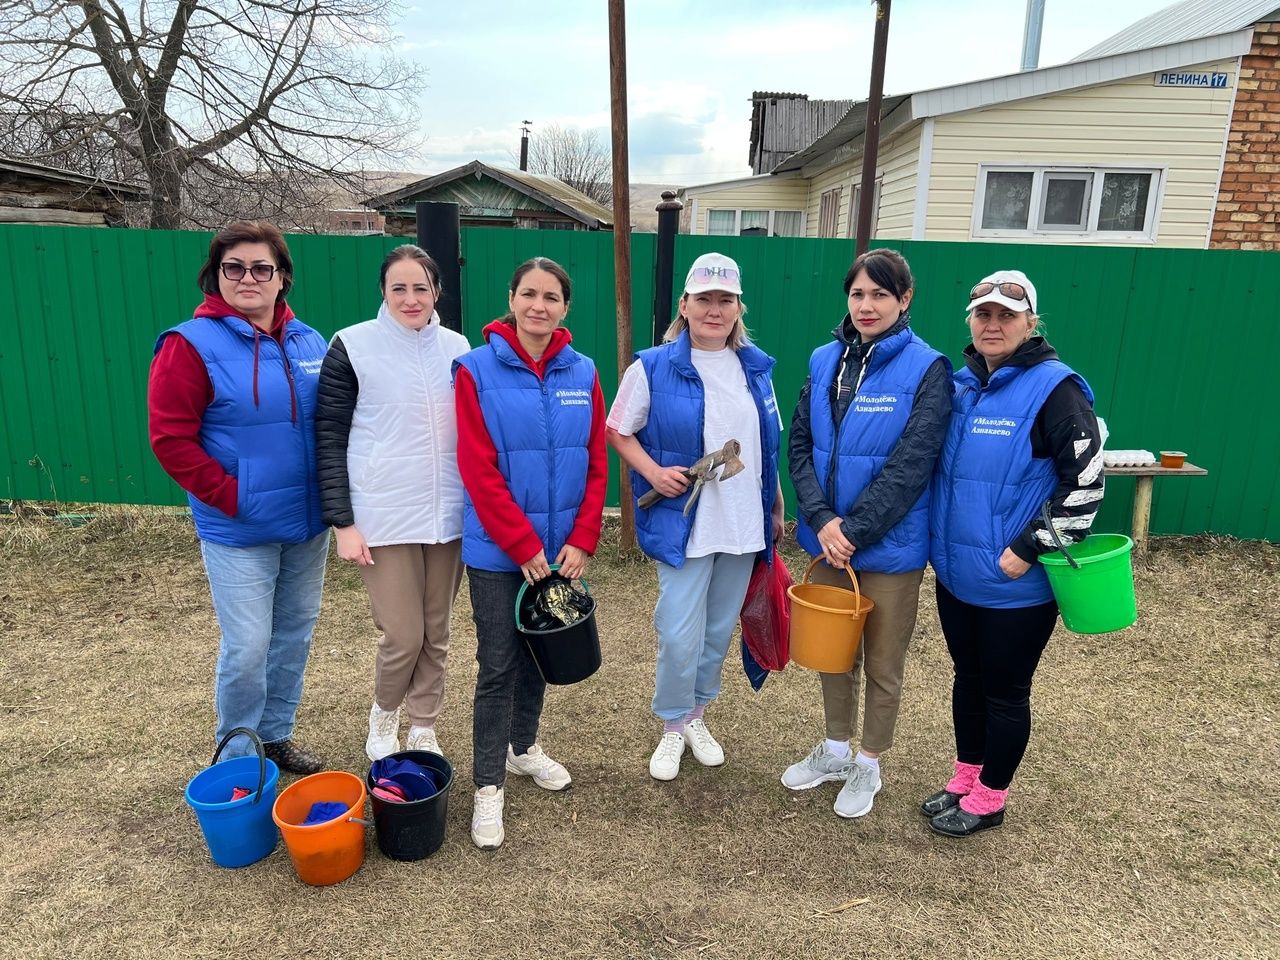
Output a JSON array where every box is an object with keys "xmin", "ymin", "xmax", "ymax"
[{"xmin": 1039, "ymin": 533, "xmax": 1137, "ymax": 634}]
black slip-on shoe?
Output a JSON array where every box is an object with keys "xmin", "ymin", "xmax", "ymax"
[
  {"xmin": 264, "ymin": 738, "xmax": 325, "ymax": 775},
  {"xmin": 929, "ymin": 804, "xmax": 1004, "ymax": 837},
  {"xmin": 920, "ymin": 789, "xmax": 965, "ymax": 818}
]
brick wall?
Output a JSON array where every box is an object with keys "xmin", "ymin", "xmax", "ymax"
[{"xmin": 1211, "ymin": 22, "xmax": 1280, "ymax": 248}]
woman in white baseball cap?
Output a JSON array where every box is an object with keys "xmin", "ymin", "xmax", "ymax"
[
  {"xmin": 925, "ymin": 269, "xmax": 1105, "ymax": 837},
  {"xmin": 607, "ymin": 252, "xmax": 784, "ymax": 782}
]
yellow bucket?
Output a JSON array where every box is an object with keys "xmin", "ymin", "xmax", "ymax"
[{"xmin": 787, "ymin": 558, "xmax": 875, "ymax": 673}]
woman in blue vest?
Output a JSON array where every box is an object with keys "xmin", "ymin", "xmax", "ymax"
[
  {"xmin": 148, "ymin": 221, "xmax": 329, "ymax": 773},
  {"xmin": 785, "ymin": 248, "xmax": 951, "ymax": 819},
  {"xmin": 454, "ymin": 257, "xmax": 608, "ymax": 850},
  {"xmin": 607, "ymin": 252, "xmax": 784, "ymax": 782},
  {"xmin": 926, "ymin": 270, "xmax": 1104, "ymax": 837}
]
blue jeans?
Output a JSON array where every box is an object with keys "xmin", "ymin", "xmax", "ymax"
[
  {"xmin": 199, "ymin": 531, "xmax": 330, "ymax": 757},
  {"xmin": 652, "ymin": 552, "xmax": 756, "ymax": 721}
]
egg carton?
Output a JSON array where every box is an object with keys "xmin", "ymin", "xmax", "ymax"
[{"xmin": 1104, "ymin": 450, "xmax": 1157, "ymax": 467}]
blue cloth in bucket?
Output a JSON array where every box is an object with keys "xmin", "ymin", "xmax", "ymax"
[
  {"xmin": 370, "ymin": 757, "xmax": 440, "ymax": 801},
  {"xmin": 302, "ymin": 801, "xmax": 349, "ymax": 825}
]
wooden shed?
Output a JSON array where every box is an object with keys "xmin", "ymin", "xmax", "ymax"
[{"xmin": 0, "ymin": 158, "xmax": 148, "ymax": 227}]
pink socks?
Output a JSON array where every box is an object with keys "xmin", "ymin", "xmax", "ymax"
[
  {"xmin": 959, "ymin": 780, "xmax": 1009, "ymax": 816},
  {"xmin": 944, "ymin": 760, "xmax": 982, "ymax": 795},
  {"xmin": 685, "ymin": 704, "xmax": 705, "ymax": 723},
  {"xmin": 664, "ymin": 705, "xmax": 706, "ymax": 736}
]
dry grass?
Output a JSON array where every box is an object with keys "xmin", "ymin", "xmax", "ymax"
[{"xmin": 0, "ymin": 511, "xmax": 1277, "ymax": 960}]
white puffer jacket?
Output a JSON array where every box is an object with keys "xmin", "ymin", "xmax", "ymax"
[{"xmin": 339, "ymin": 304, "xmax": 471, "ymax": 547}]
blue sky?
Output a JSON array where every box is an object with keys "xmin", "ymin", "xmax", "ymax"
[{"xmin": 398, "ymin": 0, "xmax": 1175, "ymax": 184}]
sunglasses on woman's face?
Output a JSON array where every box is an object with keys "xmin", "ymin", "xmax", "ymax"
[
  {"xmin": 969, "ymin": 281, "xmax": 1027, "ymax": 303},
  {"xmin": 221, "ymin": 262, "xmax": 277, "ymax": 282}
]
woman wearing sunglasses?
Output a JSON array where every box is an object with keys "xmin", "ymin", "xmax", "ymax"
[
  {"xmin": 454, "ymin": 257, "xmax": 608, "ymax": 850},
  {"xmin": 608, "ymin": 252, "xmax": 784, "ymax": 782},
  {"xmin": 925, "ymin": 270, "xmax": 1104, "ymax": 837},
  {"xmin": 785, "ymin": 248, "xmax": 951, "ymax": 819},
  {"xmin": 148, "ymin": 221, "xmax": 330, "ymax": 773},
  {"xmin": 314, "ymin": 244, "xmax": 471, "ymax": 763}
]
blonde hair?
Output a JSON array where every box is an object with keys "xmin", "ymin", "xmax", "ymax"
[{"xmin": 665, "ymin": 295, "xmax": 752, "ymax": 350}]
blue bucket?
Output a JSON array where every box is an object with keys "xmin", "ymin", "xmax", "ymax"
[{"xmin": 184, "ymin": 727, "xmax": 280, "ymax": 868}]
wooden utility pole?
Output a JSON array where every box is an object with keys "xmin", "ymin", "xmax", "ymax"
[
  {"xmin": 608, "ymin": 0, "xmax": 636, "ymax": 551},
  {"xmin": 855, "ymin": 0, "xmax": 891, "ymax": 255}
]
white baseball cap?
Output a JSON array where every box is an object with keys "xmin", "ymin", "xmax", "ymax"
[
  {"xmin": 966, "ymin": 269, "xmax": 1037, "ymax": 313},
  {"xmin": 683, "ymin": 252, "xmax": 743, "ymax": 295}
]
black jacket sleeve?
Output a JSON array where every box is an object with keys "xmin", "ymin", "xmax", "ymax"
[
  {"xmin": 1009, "ymin": 378, "xmax": 1105, "ymax": 562},
  {"xmin": 314, "ymin": 335, "xmax": 359, "ymax": 529},
  {"xmin": 788, "ymin": 376, "xmax": 840, "ymax": 534},
  {"xmin": 842, "ymin": 357, "xmax": 952, "ymax": 549}
]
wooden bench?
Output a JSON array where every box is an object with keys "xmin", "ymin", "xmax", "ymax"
[{"xmin": 1103, "ymin": 462, "xmax": 1208, "ymax": 553}]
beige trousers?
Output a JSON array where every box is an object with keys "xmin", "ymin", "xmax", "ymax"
[
  {"xmin": 359, "ymin": 540, "xmax": 464, "ymax": 728},
  {"xmin": 810, "ymin": 564, "xmax": 925, "ymax": 753}
]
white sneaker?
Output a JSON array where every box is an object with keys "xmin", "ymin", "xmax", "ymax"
[
  {"xmin": 683, "ymin": 718, "xmax": 725, "ymax": 766},
  {"xmin": 649, "ymin": 731, "xmax": 685, "ymax": 781},
  {"xmin": 505, "ymin": 743, "xmax": 572, "ymax": 791},
  {"xmin": 406, "ymin": 725, "xmax": 441, "ymax": 755},
  {"xmin": 471, "ymin": 785, "xmax": 505, "ymax": 849},
  {"xmin": 365, "ymin": 702, "xmax": 400, "ymax": 762},
  {"xmin": 781, "ymin": 741, "xmax": 855, "ymax": 791},
  {"xmin": 834, "ymin": 762, "xmax": 883, "ymax": 818}
]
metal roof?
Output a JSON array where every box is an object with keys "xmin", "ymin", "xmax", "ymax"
[
  {"xmin": 1073, "ymin": 0, "xmax": 1280, "ymax": 60},
  {"xmin": 0, "ymin": 157, "xmax": 149, "ymax": 198},
  {"xmin": 363, "ymin": 160, "xmax": 613, "ymax": 227}
]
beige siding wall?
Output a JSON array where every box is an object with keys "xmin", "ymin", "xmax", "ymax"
[
  {"xmin": 924, "ymin": 57, "xmax": 1238, "ymax": 246},
  {"xmin": 802, "ymin": 125, "xmax": 922, "ymax": 238},
  {"xmin": 686, "ymin": 180, "xmax": 809, "ymax": 234}
]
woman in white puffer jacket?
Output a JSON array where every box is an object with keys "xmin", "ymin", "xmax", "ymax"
[{"xmin": 315, "ymin": 244, "xmax": 471, "ymax": 762}]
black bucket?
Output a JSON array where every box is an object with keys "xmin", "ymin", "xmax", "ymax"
[
  {"xmin": 366, "ymin": 750, "xmax": 453, "ymax": 862},
  {"xmin": 515, "ymin": 570, "xmax": 602, "ymax": 685}
]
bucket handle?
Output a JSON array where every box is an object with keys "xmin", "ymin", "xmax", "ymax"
[
  {"xmin": 802, "ymin": 556, "xmax": 863, "ymax": 616},
  {"xmin": 209, "ymin": 726, "xmax": 269, "ymax": 805},
  {"xmin": 1040, "ymin": 500, "xmax": 1081, "ymax": 570},
  {"xmin": 513, "ymin": 562, "xmax": 592, "ymax": 621},
  {"xmin": 347, "ymin": 817, "xmax": 373, "ymax": 827}
]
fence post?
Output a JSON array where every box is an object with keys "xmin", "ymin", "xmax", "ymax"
[
  {"xmin": 653, "ymin": 190, "xmax": 682, "ymax": 344},
  {"xmin": 416, "ymin": 201, "xmax": 463, "ymax": 334}
]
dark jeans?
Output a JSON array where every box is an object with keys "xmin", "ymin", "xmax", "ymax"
[
  {"xmin": 936, "ymin": 580, "xmax": 1059, "ymax": 791},
  {"xmin": 468, "ymin": 567, "xmax": 546, "ymax": 789}
]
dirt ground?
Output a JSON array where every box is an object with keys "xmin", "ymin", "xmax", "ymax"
[{"xmin": 0, "ymin": 512, "xmax": 1277, "ymax": 960}]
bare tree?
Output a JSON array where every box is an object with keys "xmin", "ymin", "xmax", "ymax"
[
  {"xmin": 527, "ymin": 124, "xmax": 612, "ymax": 206},
  {"xmin": 0, "ymin": 0, "xmax": 425, "ymax": 229}
]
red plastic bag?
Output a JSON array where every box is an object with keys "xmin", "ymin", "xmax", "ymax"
[{"xmin": 739, "ymin": 548, "xmax": 792, "ymax": 671}]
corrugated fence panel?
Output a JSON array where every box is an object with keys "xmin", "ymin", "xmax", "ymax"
[{"xmin": 0, "ymin": 223, "xmax": 1275, "ymax": 541}]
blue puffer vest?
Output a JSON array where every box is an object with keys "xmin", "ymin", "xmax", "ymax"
[
  {"xmin": 631, "ymin": 331, "xmax": 780, "ymax": 569},
  {"xmin": 795, "ymin": 327, "xmax": 944, "ymax": 573},
  {"xmin": 157, "ymin": 315, "xmax": 327, "ymax": 547},
  {"xmin": 454, "ymin": 334, "xmax": 596, "ymax": 572},
  {"xmin": 929, "ymin": 359, "xmax": 1094, "ymax": 608}
]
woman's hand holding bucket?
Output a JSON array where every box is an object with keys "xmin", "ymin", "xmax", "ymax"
[{"xmin": 817, "ymin": 517, "xmax": 855, "ymax": 568}]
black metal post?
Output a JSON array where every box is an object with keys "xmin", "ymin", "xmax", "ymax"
[
  {"xmin": 856, "ymin": 0, "xmax": 891, "ymax": 256},
  {"xmin": 653, "ymin": 190, "xmax": 682, "ymax": 344},
  {"xmin": 415, "ymin": 201, "xmax": 463, "ymax": 334}
]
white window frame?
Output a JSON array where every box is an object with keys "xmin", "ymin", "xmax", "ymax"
[
  {"xmin": 703, "ymin": 207, "xmax": 807, "ymax": 237},
  {"xmin": 846, "ymin": 180, "xmax": 882, "ymax": 240},
  {"xmin": 971, "ymin": 164, "xmax": 1166, "ymax": 243}
]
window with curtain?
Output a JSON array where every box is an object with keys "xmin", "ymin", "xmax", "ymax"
[
  {"xmin": 707, "ymin": 209, "xmax": 736, "ymax": 235},
  {"xmin": 975, "ymin": 166, "xmax": 1159, "ymax": 240}
]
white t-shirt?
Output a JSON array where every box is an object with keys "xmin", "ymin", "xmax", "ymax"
[{"xmin": 609, "ymin": 347, "xmax": 778, "ymax": 558}]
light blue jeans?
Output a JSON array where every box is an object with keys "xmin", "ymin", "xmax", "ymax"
[
  {"xmin": 199, "ymin": 531, "xmax": 330, "ymax": 757},
  {"xmin": 652, "ymin": 552, "xmax": 757, "ymax": 721}
]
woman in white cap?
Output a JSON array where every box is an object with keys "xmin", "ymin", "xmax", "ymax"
[
  {"xmin": 607, "ymin": 252, "xmax": 784, "ymax": 781},
  {"xmin": 784, "ymin": 248, "xmax": 951, "ymax": 820},
  {"xmin": 925, "ymin": 269, "xmax": 1104, "ymax": 837}
]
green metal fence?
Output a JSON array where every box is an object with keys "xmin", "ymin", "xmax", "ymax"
[{"xmin": 1, "ymin": 224, "xmax": 1276, "ymax": 541}]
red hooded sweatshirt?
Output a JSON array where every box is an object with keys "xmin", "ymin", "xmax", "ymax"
[
  {"xmin": 454, "ymin": 320, "xmax": 608, "ymax": 567},
  {"xmin": 148, "ymin": 295, "xmax": 295, "ymax": 516}
]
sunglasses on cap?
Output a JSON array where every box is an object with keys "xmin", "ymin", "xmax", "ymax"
[
  {"xmin": 969, "ymin": 281, "xmax": 1028, "ymax": 304},
  {"xmin": 687, "ymin": 265, "xmax": 741, "ymax": 285}
]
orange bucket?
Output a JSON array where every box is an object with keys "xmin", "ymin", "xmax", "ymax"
[
  {"xmin": 271, "ymin": 771, "xmax": 367, "ymax": 886},
  {"xmin": 787, "ymin": 558, "xmax": 875, "ymax": 673}
]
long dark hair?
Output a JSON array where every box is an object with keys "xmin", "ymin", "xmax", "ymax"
[
  {"xmin": 495, "ymin": 256, "xmax": 573, "ymax": 325},
  {"xmin": 197, "ymin": 221, "xmax": 293, "ymax": 301},
  {"xmin": 842, "ymin": 247, "xmax": 913, "ymax": 299}
]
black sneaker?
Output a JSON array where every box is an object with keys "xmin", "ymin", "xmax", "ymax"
[
  {"xmin": 264, "ymin": 738, "xmax": 325, "ymax": 775},
  {"xmin": 929, "ymin": 804, "xmax": 1004, "ymax": 837},
  {"xmin": 919, "ymin": 789, "xmax": 965, "ymax": 817}
]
